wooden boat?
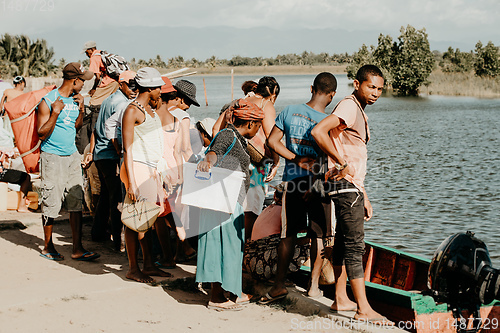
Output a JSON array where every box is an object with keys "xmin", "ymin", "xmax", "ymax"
[{"xmin": 296, "ymin": 240, "xmax": 500, "ymax": 332}]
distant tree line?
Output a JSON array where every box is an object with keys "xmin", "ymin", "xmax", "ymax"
[
  {"xmin": 1, "ymin": 32, "xmax": 499, "ymax": 98},
  {"xmin": 77, "ymin": 51, "xmax": 352, "ymax": 72},
  {"xmin": 119, "ymin": 51, "xmax": 353, "ymax": 70},
  {"xmin": 346, "ymin": 25, "xmax": 500, "ymax": 96},
  {"xmin": 437, "ymin": 41, "xmax": 500, "ymax": 77}
]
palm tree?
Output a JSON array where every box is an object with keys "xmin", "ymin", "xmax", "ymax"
[{"xmin": 0, "ymin": 33, "xmax": 56, "ymax": 77}]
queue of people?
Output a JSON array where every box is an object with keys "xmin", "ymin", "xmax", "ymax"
[{"xmin": 0, "ymin": 40, "xmax": 390, "ymax": 324}]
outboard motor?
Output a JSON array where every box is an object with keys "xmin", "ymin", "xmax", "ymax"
[{"xmin": 428, "ymin": 231, "xmax": 500, "ymax": 333}]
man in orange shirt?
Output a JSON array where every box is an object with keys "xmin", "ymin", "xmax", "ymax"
[
  {"xmin": 312, "ymin": 65, "xmax": 393, "ymax": 326},
  {"xmin": 80, "ymin": 41, "xmax": 119, "ymax": 151}
]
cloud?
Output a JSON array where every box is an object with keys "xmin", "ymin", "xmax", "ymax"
[
  {"xmin": 0, "ymin": 0, "xmax": 498, "ymax": 59},
  {"xmin": 1, "ymin": 0, "xmax": 499, "ymax": 34}
]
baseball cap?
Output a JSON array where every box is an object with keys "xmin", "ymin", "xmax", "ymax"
[
  {"xmin": 174, "ymin": 80, "xmax": 200, "ymax": 107},
  {"xmin": 81, "ymin": 40, "xmax": 97, "ymax": 53},
  {"xmin": 62, "ymin": 62, "xmax": 94, "ymax": 80},
  {"xmin": 161, "ymin": 77, "xmax": 176, "ymax": 94},
  {"xmin": 135, "ymin": 67, "xmax": 164, "ymax": 88},
  {"xmin": 119, "ymin": 70, "xmax": 136, "ymax": 84}
]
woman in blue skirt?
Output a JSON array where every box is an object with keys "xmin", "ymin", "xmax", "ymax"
[{"xmin": 196, "ymin": 100, "xmax": 264, "ymax": 311}]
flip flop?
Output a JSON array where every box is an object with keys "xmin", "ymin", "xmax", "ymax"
[
  {"xmin": 40, "ymin": 252, "xmax": 64, "ymax": 261},
  {"xmin": 257, "ymin": 292, "xmax": 288, "ymax": 305},
  {"xmin": 72, "ymin": 251, "xmax": 100, "ymax": 261},
  {"xmin": 235, "ymin": 294, "xmax": 253, "ymax": 305},
  {"xmin": 154, "ymin": 261, "xmax": 176, "ymax": 269},
  {"xmin": 207, "ymin": 301, "xmax": 242, "ymax": 311}
]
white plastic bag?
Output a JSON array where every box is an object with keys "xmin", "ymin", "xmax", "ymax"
[{"xmin": 181, "ymin": 162, "xmax": 244, "ymax": 214}]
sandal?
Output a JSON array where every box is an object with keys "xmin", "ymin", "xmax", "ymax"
[
  {"xmin": 257, "ymin": 292, "xmax": 288, "ymax": 305},
  {"xmin": 207, "ymin": 300, "xmax": 242, "ymax": 311}
]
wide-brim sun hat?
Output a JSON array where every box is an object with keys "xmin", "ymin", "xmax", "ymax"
[
  {"xmin": 197, "ymin": 118, "xmax": 216, "ymax": 136},
  {"xmin": 135, "ymin": 67, "xmax": 164, "ymax": 88},
  {"xmin": 174, "ymin": 79, "xmax": 200, "ymax": 107}
]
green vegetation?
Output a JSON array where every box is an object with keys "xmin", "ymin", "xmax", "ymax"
[
  {"xmin": 440, "ymin": 47, "xmax": 475, "ymax": 73},
  {"xmin": 125, "ymin": 51, "xmax": 352, "ymax": 71},
  {"xmin": 474, "ymin": 41, "xmax": 500, "ymax": 77},
  {"xmin": 0, "ymin": 33, "xmax": 56, "ymax": 77},
  {"xmin": 347, "ymin": 25, "xmax": 435, "ymax": 96},
  {"xmin": 426, "ymin": 71, "xmax": 500, "ymax": 98},
  {"xmin": 1, "ymin": 31, "xmax": 499, "ymax": 98},
  {"xmin": 347, "ymin": 25, "xmax": 500, "ymax": 96}
]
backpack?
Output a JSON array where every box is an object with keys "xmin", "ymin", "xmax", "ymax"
[
  {"xmin": 100, "ymin": 51, "xmax": 130, "ymax": 79},
  {"xmin": 4, "ymin": 85, "xmax": 57, "ymax": 173}
]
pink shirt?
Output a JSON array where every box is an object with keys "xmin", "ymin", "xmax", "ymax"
[
  {"xmin": 250, "ymin": 204, "xmax": 282, "ymax": 241},
  {"xmin": 88, "ymin": 50, "xmax": 115, "ymax": 87},
  {"xmin": 328, "ymin": 95, "xmax": 370, "ymax": 191},
  {"xmin": 162, "ymin": 118, "xmax": 181, "ymax": 184}
]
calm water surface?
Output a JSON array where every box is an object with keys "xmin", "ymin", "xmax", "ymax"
[{"xmin": 185, "ymin": 74, "xmax": 500, "ymax": 266}]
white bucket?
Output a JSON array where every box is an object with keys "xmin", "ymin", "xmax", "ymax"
[
  {"xmin": 181, "ymin": 162, "xmax": 245, "ymax": 214},
  {"xmin": 0, "ymin": 182, "xmax": 7, "ymax": 211}
]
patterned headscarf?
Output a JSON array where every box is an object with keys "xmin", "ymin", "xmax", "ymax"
[{"xmin": 225, "ymin": 98, "xmax": 264, "ymax": 124}]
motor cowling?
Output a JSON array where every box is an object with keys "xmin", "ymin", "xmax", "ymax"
[{"xmin": 428, "ymin": 231, "xmax": 500, "ymax": 306}]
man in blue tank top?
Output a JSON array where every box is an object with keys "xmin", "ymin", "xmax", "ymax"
[{"xmin": 37, "ymin": 62, "xmax": 99, "ymax": 261}]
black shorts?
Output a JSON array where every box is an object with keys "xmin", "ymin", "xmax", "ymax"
[
  {"xmin": 281, "ymin": 175, "xmax": 327, "ymax": 238},
  {"xmin": 0, "ymin": 169, "xmax": 28, "ymax": 185}
]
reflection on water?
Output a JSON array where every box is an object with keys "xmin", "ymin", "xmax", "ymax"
[{"xmin": 184, "ymin": 74, "xmax": 500, "ymax": 266}]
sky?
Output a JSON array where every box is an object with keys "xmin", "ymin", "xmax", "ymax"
[{"xmin": 0, "ymin": 0, "xmax": 499, "ymax": 61}]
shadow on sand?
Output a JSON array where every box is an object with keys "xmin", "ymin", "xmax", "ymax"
[{"xmin": 0, "ymin": 216, "xmax": 204, "ymax": 302}]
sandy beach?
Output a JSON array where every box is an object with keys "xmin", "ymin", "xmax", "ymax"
[{"xmin": 0, "ymin": 211, "xmax": 358, "ymax": 333}]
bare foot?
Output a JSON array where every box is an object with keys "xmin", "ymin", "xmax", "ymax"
[
  {"xmin": 155, "ymin": 259, "xmax": 176, "ymax": 269},
  {"xmin": 126, "ymin": 270, "xmax": 155, "ymax": 283},
  {"xmin": 71, "ymin": 251, "xmax": 100, "ymax": 261},
  {"xmin": 230, "ymin": 292, "xmax": 252, "ymax": 304},
  {"xmin": 267, "ymin": 286, "xmax": 288, "ymax": 299},
  {"xmin": 17, "ymin": 207, "xmax": 30, "ymax": 213},
  {"xmin": 354, "ymin": 309, "xmax": 394, "ymax": 326},
  {"xmin": 307, "ymin": 287, "xmax": 323, "ymax": 298},
  {"xmin": 142, "ymin": 266, "xmax": 172, "ymax": 278},
  {"xmin": 330, "ymin": 299, "xmax": 358, "ymax": 311}
]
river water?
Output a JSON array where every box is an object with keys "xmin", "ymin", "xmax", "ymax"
[{"xmin": 184, "ymin": 73, "xmax": 500, "ymax": 266}]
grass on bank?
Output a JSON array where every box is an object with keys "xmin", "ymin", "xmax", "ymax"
[{"xmin": 424, "ymin": 70, "xmax": 500, "ymax": 98}]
